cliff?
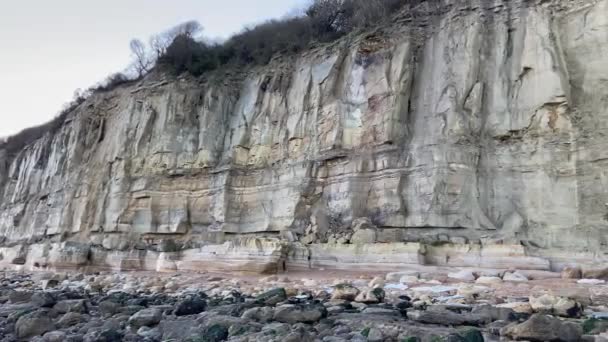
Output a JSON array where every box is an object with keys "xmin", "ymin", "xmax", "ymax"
[{"xmin": 1, "ymin": 0, "xmax": 608, "ymax": 273}]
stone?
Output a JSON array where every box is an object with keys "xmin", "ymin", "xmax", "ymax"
[
  {"xmin": 9, "ymin": 290, "xmax": 33, "ymax": 303},
  {"xmin": 503, "ymin": 271, "xmax": 529, "ymax": 282},
  {"xmin": 368, "ymin": 276, "xmax": 385, "ymax": 288},
  {"xmin": 15, "ymin": 311, "xmax": 55, "ymax": 339},
  {"xmin": 43, "ymin": 331, "xmax": 67, "ymax": 342},
  {"xmin": 41, "ymin": 279, "xmax": 59, "ymax": 290},
  {"xmin": 83, "ymin": 328, "xmax": 123, "ymax": 342},
  {"xmin": 174, "ymin": 295, "xmax": 207, "ymax": 316},
  {"xmin": 99, "ymin": 300, "xmax": 121, "ymax": 316},
  {"xmin": 273, "ymin": 304, "xmax": 328, "ymax": 324},
  {"xmin": 497, "ymin": 302, "xmax": 534, "ymax": 314},
  {"xmin": 457, "ymin": 285, "xmax": 494, "ymax": 300},
  {"xmin": 255, "ymin": 288, "xmax": 287, "ymax": 305},
  {"xmin": 54, "ymin": 299, "xmax": 88, "ymax": 314},
  {"xmin": 529, "ymin": 294, "xmax": 583, "ymax": 317},
  {"xmin": 242, "ymin": 307, "xmax": 275, "ymax": 322},
  {"xmin": 331, "ymin": 284, "xmax": 360, "ymax": 301},
  {"xmin": 355, "ymin": 288, "xmax": 385, "ymax": 304},
  {"xmin": 57, "ymin": 312, "xmax": 85, "ymax": 328},
  {"xmin": 128, "ymin": 308, "xmax": 162, "ymax": 328},
  {"xmin": 501, "ymin": 314, "xmax": 583, "ymax": 342},
  {"xmin": 448, "ymin": 270, "xmax": 477, "ymax": 282},
  {"xmin": 475, "ymin": 276, "xmax": 503, "ymax": 284},
  {"xmin": 408, "ymin": 309, "xmax": 484, "ymax": 326},
  {"xmin": 583, "ymin": 268, "xmax": 608, "ymax": 280},
  {"xmin": 471, "ymin": 304, "xmax": 517, "ymax": 322},
  {"xmin": 31, "ymin": 292, "xmax": 56, "ymax": 308},
  {"xmin": 578, "ymin": 279, "xmax": 606, "ymax": 285},
  {"xmin": 562, "ymin": 266, "xmax": 583, "ymax": 279},
  {"xmin": 137, "ymin": 326, "xmax": 162, "ymax": 340},
  {"xmin": 361, "ymin": 307, "xmax": 399, "ymax": 316},
  {"xmin": 366, "ymin": 328, "xmax": 384, "ymax": 342}
]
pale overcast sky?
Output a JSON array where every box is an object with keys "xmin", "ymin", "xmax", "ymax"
[{"xmin": 0, "ymin": 0, "xmax": 307, "ymax": 138}]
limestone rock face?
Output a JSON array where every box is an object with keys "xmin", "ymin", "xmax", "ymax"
[{"xmin": 1, "ymin": 0, "xmax": 608, "ymax": 272}]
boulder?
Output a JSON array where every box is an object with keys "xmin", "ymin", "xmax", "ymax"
[
  {"xmin": 331, "ymin": 284, "xmax": 360, "ymax": 301},
  {"xmin": 57, "ymin": 312, "xmax": 85, "ymax": 328},
  {"xmin": 561, "ymin": 266, "xmax": 583, "ymax": 279},
  {"xmin": 471, "ymin": 304, "xmax": 518, "ymax": 323},
  {"xmin": 31, "ymin": 292, "xmax": 56, "ymax": 308},
  {"xmin": 497, "ymin": 302, "xmax": 534, "ymax": 314},
  {"xmin": 273, "ymin": 304, "xmax": 328, "ymax": 324},
  {"xmin": 355, "ymin": 288, "xmax": 385, "ymax": 304},
  {"xmin": 15, "ymin": 310, "xmax": 55, "ymax": 339},
  {"xmin": 503, "ymin": 271, "xmax": 529, "ymax": 282},
  {"xmin": 475, "ymin": 276, "xmax": 503, "ymax": 284},
  {"xmin": 408, "ymin": 309, "xmax": 484, "ymax": 326},
  {"xmin": 174, "ymin": 295, "xmax": 207, "ymax": 316},
  {"xmin": 199, "ymin": 324, "xmax": 229, "ymax": 342},
  {"xmin": 255, "ymin": 288, "xmax": 287, "ymax": 305},
  {"xmin": 99, "ymin": 300, "xmax": 121, "ymax": 316},
  {"xmin": 529, "ymin": 294, "xmax": 582, "ymax": 318},
  {"xmin": 54, "ymin": 299, "xmax": 88, "ymax": 314},
  {"xmin": 9, "ymin": 290, "xmax": 33, "ymax": 303},
  {"xmin": 578, "ymin": 279, "xmax": 606, "ymax": 285},
  {"xmin": 366, "ymin": 327, "xmax": 384, "ymax": 342},
  {"xmin": 43, "ymin": 331, "xmax": 67, "ymax": 342},
  {"xmin": 501, "ymin": 314, "xmax": 582, "ymax": 342},
  {"xmin": 449, "ymin": 328, "xmax": 484, "ymax": 342},
  {"xmin": 129, "ymin": 308, "xmax": 162, "ymax": 328},
  {"xmin": 448, "ymin": 270, "xmax": 477, "ymax": 282},
  {"xmin": 41, "ymin": 279, "xmax": 60, "ymax": 290},
  {"xmin": 368, "ymin": 276, "xmax": 385, "ymax": 288},
  {"xmin": 242, "ymin": 307, "xmax": 275, "ymax": 323},
  {"xmin": 583, "ymin": 267, "xmax": 608, "ymax": 280}
]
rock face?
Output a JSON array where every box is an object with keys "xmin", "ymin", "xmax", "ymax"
[{"xmin": 1, "ymin": 0, "xmax": 608, "ymax": 273}]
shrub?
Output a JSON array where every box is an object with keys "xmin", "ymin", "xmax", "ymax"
[{"xmin": 156, "ymin": 0, "xmax": 410, "ymax": 76}]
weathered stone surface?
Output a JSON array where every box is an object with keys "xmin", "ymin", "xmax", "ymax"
[
  {"xmin": 1, "ymin": 0, "xmax": 608, "ymax": 273},
  {"xmin": 562, "ymin": 267, "xmax": 583, "ymax": 279},
  {"xmin": 15, "ymin": 310, "xmax": 55, "ymax": 339},
  {"xmin": 529, "ymin": 294, "xmax": 583, "ymax": 317},
  {"xmin": 255, "ymin": 288, "xmax": 287, "ymax": 306},
  {"xmin": 54, "ymin": 299, "xmax": 88, "ymax": 314},
  {"xmin": 129, "ymin": 308, "xmax": 162, "ymax": 328},
  {"xmin": 331, "ymin": 284, "xmax": 360, "ymax": 301},
  {"xmin": 448, "ymin": 270, "xmax": 476, "ymax": 282},
  {"xmin": 173, "ymin": 295, "xmax": 207, "ymax": 316},
  {"xmin": 273, "ymin": 304, "xmax": 327, "ymax": 324},
  {"xmin": 408, "ymin": 309, "xmax": 484, "ymax": 326},
  {"xmin": 501, "ymin": 314, "xmax": 582, "ymax": 342}
]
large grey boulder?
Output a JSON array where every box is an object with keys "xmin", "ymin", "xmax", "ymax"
[
  {"xmin": 501, "ymin": 314, "xmax": 582, "ymax": 342},
  {"xmin": 129, "ymin": 308, "xmax": 162, "ymax": 328},
  {"xmin": 273, "ymin": 304, "xmax": 328, "ymax": 324},
  {"xmin": 15, "ymin": 310, "xmax": 55, "ymax": 339}
]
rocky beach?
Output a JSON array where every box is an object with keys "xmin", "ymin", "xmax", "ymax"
[{"xmin": 1, "ymin": 266, "xmax": 608, "ymax": 341}]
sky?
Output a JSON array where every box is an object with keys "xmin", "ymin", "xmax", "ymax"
[{"xmin": 0, "ymin": 0, "xmax": 308, "ymax": 138}]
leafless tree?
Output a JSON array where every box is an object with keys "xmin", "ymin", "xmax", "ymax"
[{"xmin": 130, "ymin": 39, "xmax": 152, "ymax": 77}]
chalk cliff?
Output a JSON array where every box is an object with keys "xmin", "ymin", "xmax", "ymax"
[{"xmin": 1, "ymin": 0, "xmax": 608, "ymax": 273}]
